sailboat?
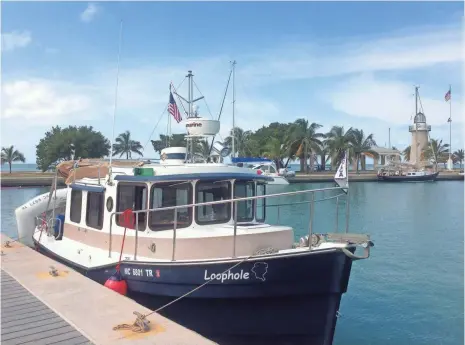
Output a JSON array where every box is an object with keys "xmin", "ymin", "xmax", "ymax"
[
  {"xmin": 377, "ymin": 86, "xmax": 439, "ymax": 182},
  {"xmin": 14, "ymin": 65, "xmax": 374, "ymax": 345}
]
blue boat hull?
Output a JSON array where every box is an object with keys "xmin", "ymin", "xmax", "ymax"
[
  {"xmin": 34, "ymin": 239, "xmax": 355, "ymax": 345},
  {"xmin": 377, "ymin": 171, "xmax": 439, "ymax": 182}
]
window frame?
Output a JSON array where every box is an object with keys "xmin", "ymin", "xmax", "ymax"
[
  {"xmin": 255, "ymin": 183, "xmax": 266, "ymax": 223},
  {"xmin": 148, "ymin": 181, "xmax": 193, "ymax": 232},
  {"xmin": 195, "ymin": 180, "xmax": 232, "ymax": 225},
  {"xmin": 85, "ymin": 191, "xmax": 104, "ymax": 230},
  {"xmin": 233, "ymin": 180, "xmax": 255, "ymax": 223},
  {"xmin": 70, "ymin": 189, "xmax": 82, "ymax": 224},
  {"xmin": 116, "ymin": 182, "xmax": 149, "ymax": 230}
]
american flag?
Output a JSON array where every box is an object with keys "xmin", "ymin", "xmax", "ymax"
[
  {"xmin": 445, "ymin": 88, "xmax": 451, "ymax": 102},
  {"xmin": 168, "ymin": 91, "xmax": 182, "ymax": 123}
]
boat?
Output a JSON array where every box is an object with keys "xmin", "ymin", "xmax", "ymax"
[
  {"xmin": 231, "ymin": 157, "xmax": 291, "ymax": 185},
  {"xmin": 377, "ymin": 168, "xmax": 439, "ymax": 182},
  {"xmin": 15, "ymin": 69, "xmax": 374, "ymax": 345},
  {"xmin": 378, "ymin": 86, "xmax": 439, "ymax": 183}
]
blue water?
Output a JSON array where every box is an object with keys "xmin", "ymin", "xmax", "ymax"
[
  {"xmin": 0, "ymin": 163, "xmax": 38, "ymax": 172},
  {"xmin": 1, "ymin": 182, "xmax": 463, "ymax": 345}
]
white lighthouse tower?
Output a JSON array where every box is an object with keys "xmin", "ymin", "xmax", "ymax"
[{"xmin": 409, "ymin": 86, "xmax": 431, "ymax": 166}]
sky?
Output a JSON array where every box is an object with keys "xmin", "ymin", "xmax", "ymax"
[{"xmin": 1, "ymin": 1, "xmax": 464, "ymax": 164}]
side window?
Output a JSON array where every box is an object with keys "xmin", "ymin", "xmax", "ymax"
[
  {"xmin": 269, "ymin": 166, "xmax": 276, "ymax": 173},
  {"xmin": 234, "ymin": 181, "xmax": 254, "ymax": 222},
  {"xmin": 116, "ymin": 183, "xmax": 148, "ymax": 230},
  {"xmin": 86, "ymin": 192, "xmax": 104, "ymax": 230},
  {"xmin": 196, "ymin": 181, "xmax": 231, "ymax": 225},
  {"xmin": 256, "ymin": 184, "xmax": 266, "ymax": 222},
  {"xmin": 149, "ymin": 182, "xmax": 192, "ymax": 231},
  {"xmin": 70, "ymin": 189, "xmax": 82, "ymax": 223}
]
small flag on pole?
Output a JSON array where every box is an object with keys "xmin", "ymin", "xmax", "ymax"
[
  {"xmin": 445, "ymin": 88, "xmax": 451, "ymax": 102},
  {"xmin": 168, "ymin": 89, "xmax": 182, "ymax": 123},
  {"xmin": 334, "ymin": 150, "xmax": 348, "ymax": 193}
]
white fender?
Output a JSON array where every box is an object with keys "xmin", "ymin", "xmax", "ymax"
[{"xmin": 15, "ymin": 188, "xmax": 68, "ymax": 247}]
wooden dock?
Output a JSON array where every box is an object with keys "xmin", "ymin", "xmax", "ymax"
[{"xmin": 0, "ymin": 234, "xmax": 217, "ymax": 345}]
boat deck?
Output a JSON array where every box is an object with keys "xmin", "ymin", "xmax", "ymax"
[{"xmin": 0, "ymin": 233, "xmax": 217, "ymax": 345}]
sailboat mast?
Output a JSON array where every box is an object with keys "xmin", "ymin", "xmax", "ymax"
[
  {"xmin": 232, "ymin": 60, "xmax": 236, "ymax": 158},
  {"xmin": 109, "ymin": 20, "xmax": 123, "ymax": 169}
]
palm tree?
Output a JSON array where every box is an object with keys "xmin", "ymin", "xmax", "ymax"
[
  {"xmin": 453, "ymin": 149, "xmax": 464, "ymax": 168},
  {"xmin": 423, "ymin": 138, "xmax": 449, "ymax": 168},
  {"xmin": 348, "ymin": 129, "xmax": 378, "ymax": 173},
  {"xmin": 324, "ymin": 126, "xmax": 353, "ymax": 170},
  {"xmin": 194, "ymin": 139, "xmax": 212, "ymax": 160},
  {"xmin": 225, "ymin": 127, "xmax": 254, "ymax": 157},
  {"xmin": 262, "ymin": 138, "xmax": 286, "ymax": 170},
  {"xmin": 287, "ymin": 119, "xmax": 324, "ymax": 173},
  {"xmin": 402, "ymin": 146, "xmax": 411, "ymax": 162},
  {"xmin": 112, "ymin": 130, "xmax": 143, "ymax": 159},
  {"xmin": 1, "ymin": 145, "xmax": 26, "ymax": 173}
]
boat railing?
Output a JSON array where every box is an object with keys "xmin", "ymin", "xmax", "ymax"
[
  {"xmin": 35, "ymin": 215, "xmax": 63, "ymax": 239},
  {"xmin": 108, "ymin": 186, "xmax": 348, "ymax": 261}
]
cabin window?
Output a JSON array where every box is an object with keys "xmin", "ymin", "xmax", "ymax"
[
  {"xmin": 86, "ymin": 192, "xmax": 104, "ymax": 230},
  {"xmin": 196, "ymin": 181, "xmax": 231, "ymax": 225},
  {"xmin": 256, "ymin": 184, "xmax": 266, "ymax": 222},
  {"xmin": 70, "ymin": 189, "xmax": 82, "ymax": 223},
  {"xmin": 234, "ymin": 181, "xmax": 255, "ymax": 222},
  {"xmin": 116, "ymin": 183, "xmax": 148, "ymax": 230},
  {"xmin": 149, "ymin": 182, "xmax": 192, "ymax": 231}
]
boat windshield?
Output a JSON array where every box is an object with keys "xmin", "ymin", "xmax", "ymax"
[
  {"xmin": 195, "ymin": 180, "xmax": 231, "ymax": 225},
  {"xmin": 149, "ymin": 182, "xmax": 192, "ymax": 231}
]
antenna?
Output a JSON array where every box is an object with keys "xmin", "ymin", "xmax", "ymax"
[
  {"xmin": 109, "ymin": 20, "xmax": 123, "ymax": 169},
  {"xmin": 231, "ymin": 60, "xmax": 236, "ymax": 158}
]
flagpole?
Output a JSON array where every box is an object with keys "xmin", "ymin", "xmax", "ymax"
[{"xmin": 447, "ymin": 85, "xmax": 453, "ymax": 170}]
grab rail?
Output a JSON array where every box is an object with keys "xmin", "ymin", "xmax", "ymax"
[{"xmin": 107, "ymin": 185, "xmax": 348, "ymax": 261}]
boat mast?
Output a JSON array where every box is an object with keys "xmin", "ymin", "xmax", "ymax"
[
  {"xmin": 109, "ymin": 20, "xmax": 123, "ymax": 175},
  {"xmin": 232, "ymin": 60, "xmax": 236, "ymax": 158},
  {"xmin": 415, "ymin": 86, "xmax": 419, "ymax": 169}
]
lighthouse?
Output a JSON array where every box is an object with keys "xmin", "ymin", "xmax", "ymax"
[{"xmin": 409, "ymin": 86, "xmax": 431, "ymax": 166}]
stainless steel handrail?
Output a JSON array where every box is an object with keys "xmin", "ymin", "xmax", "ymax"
[{"xmin": 107, "ymin": 185, "xmax": 347, "ymax": 261}]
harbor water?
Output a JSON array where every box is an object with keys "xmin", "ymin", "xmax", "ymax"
[{"xmin": 1, "ymin": 182, "xmax": 463, "ymax": 345}]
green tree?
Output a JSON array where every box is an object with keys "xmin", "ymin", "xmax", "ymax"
[
  {"xmin": 194, "ymin": 139, "xmax": 212, "ymax": 160},
  {"xmin": 453, "ymin": 149, "xmax": 464, "ymax": 168},
  {"xmin": 225, "ymin": 127, "xmax": 254, "ymax": 157},
  {"xmin": 348, "ymin": 129, "xmax": 377, "ymax": 173},
  {"xmin": 35, "ymin": 126, "xmax": 110, "ymax": 172},
  {"xmin": 262, "ymin": 137, "xmax": 286, "ymax": 170},
  {"xmin": 324, "ymin": 126, "xmax": 353, "ymax": 170},
  {"xmin": 423, "ymin": 138, "xmax": 449, "ymax": 168},
  {"xmin": 112, "ymin": 131, "xmax": 143, "ymax": 159},
  {"xmin": 1, "ymin": 145, "xmax": 26, "ymax": 173},
  {"xmin": 402, "ymin": 146, "xmax": 411, "ymax": 162},
  {"xmin": 151, "ymin": 134, "xmax": 186, "ymax": 154},
  {"xmin": 286, "ymin": 119, "xmax": 324, "ymax": 173}
]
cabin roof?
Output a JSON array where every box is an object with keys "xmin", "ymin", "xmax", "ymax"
[{"xmin": 114, "ymin": 172, "xmax": 274, "ymax": 183}]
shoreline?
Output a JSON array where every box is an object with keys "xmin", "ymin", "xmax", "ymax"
[{"xmin": 1, "ymin": 170, "xmax": 463, "ymax": 187}]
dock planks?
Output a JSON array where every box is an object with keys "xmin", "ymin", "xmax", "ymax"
[
  {"xmin": 0, "ymin": 234, "xmax": 216, "ymax": 345},
  {"xmin": 1, "ymin": 270, "xmax": 92, "ymax": 345}
]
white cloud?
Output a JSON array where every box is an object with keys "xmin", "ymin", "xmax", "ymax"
[
  {"xmin": 1, "ymin": 79, "xmax": 94, "ymax": 125},
  {"xmin": 1, "ymin": 31, "xmax": 32, "ymax": 52},
  {"xmin": 326, "ymin": 74, "xmax": 462, "ymax": 126},
  {"xmin": 80, "ymin": 3, "xmax": 99, "ymax": 23},
  {"xmin": 240, "ymin": 23, "xmax": 463, "ymax": 82}
]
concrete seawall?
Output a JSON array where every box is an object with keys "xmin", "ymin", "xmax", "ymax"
[{"xmin": 1, "ymin": 171, "xmax": 463, "ymax": 187}]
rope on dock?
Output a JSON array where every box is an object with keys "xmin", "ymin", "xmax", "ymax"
[
  {"xmin": 112, "ymin": 311, "xmax": 150, "ymax": 333},
  {"xmin": 113, "ymin": 246, "xmax": 278, "ymax": 334}
]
